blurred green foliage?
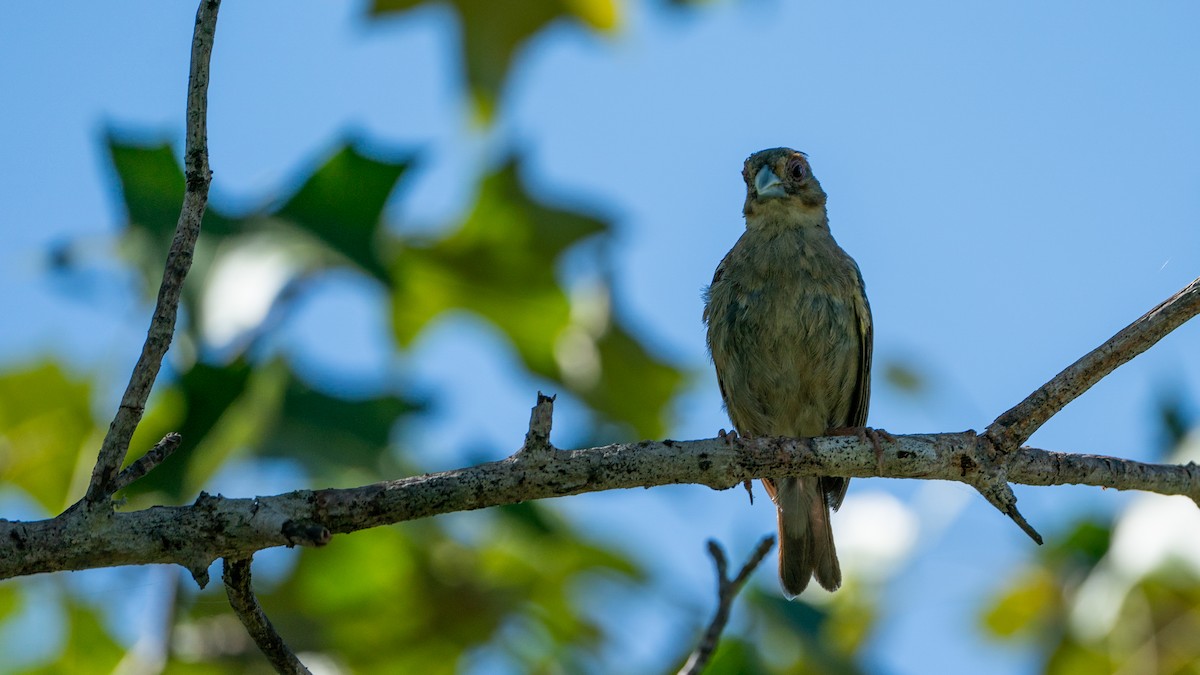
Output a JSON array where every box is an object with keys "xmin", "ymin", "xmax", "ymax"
[
  {"xmin": 2, "ymin": 3, "xmax": 691, "ymax": 669},
  {"xmin": 981, "ymin": 396, "xmax": 1200, "ymax": 674}
]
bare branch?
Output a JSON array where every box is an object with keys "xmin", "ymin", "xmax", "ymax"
[
  {"xmin": 223, "ymin": 557, "xmax": 311, "ymax": 675},
  {"xmin": 83, "ymin": 0, "xmax": 222, "ymax": 504},
  {"xmin": 109, "ymin": 433, "xmax": 183, "ymax": 496},
  {"xmin": 6, "ymin": 430, "xmax": 1199, "ymax": 581},
  {"xmin": 970, "ymin": 479, "xmax": 1043, "ymax": 545},
  {"xmin": 679, "ymin": 536, "xmax": 775, "ymax": 675},
  {"xmin": 987, "ymin": 275, "xmax": 1200, "ymax": 451},
  {"xmin": 518, "ymin": 391, "xmax": 556, "ymax": 459}
]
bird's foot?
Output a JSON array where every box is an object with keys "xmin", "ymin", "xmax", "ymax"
[
  {"xmin": 718, "ymin": 429, "xmax": 755, "ymax": 503},
  {"xmin": 827, "ymin": 426, "xmax": 895, "ymax": 473}
]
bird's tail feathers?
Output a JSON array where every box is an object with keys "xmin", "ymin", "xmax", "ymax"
[{"xmin": 775, "ymin": 477, "xmax": 841, "ymax": 598}]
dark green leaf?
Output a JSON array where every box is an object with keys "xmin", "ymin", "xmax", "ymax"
[
  {"xmin": 277, "ymin": 144, "xmax": 412, "ymax": 283},
  {"xmin": 106, "ymin": 134, "xmax": 241, "ymax": 245},
  {"xmin": 258, "ymin": 373, "xmax": 423, "ymax": 475},
  {"xmin": 123, "ymin": 360, "xmax": 255, "ymax": 501},
  {"xmin": 582, "ymin": 320, "xmax": 683, "ymax": 438},
  {"xmin": 701, "ymin": 638, "xmax": 770, "ymax": 675}
]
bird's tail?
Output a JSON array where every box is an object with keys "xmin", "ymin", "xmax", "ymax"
[{"xmin": 773, "ymin": 477, "xmax": 841, "ymax": 597}]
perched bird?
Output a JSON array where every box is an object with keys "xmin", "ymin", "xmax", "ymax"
[{"xmin": 703, "ymin": 148, "xmax": 872, "ymax": 597}]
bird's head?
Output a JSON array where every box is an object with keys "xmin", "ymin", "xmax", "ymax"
[{"xmin": 741, "ymin": 147, "xmax": 827, "ymax": 229}]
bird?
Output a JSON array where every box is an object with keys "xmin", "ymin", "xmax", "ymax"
[{"xmin": 703, "ymin": 147, "xmax": 872, "ymax": 597}]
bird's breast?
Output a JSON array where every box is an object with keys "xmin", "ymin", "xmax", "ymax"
[{"xmin": 706, "ymin": 229, "xmax": 862, "ymax": 437}]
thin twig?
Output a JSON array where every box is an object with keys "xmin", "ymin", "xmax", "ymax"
[
  {"xmin": 223, "ymin": 557, "xmax": 311, "ymax": 675},
  {"xmin": 82, "ymin": 0, "xmax": 221, "ymax": 504},
  {"xmin": 679, "ymin": 537, "xmax": 775, "ymax": 675},
  {"xmin": 987, "ymin": 275, "xmax": 1200, "ymax": 451},
  {"xmin": 109, "ymin": 433, "xmax": 183, "ymax": 496},
  {"xmin": 971, "ymin": 479, "xmax": 1043, "ymax": 544}
]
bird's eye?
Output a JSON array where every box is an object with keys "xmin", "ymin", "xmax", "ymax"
[{"xmin": 787, "ymin": 158, "xmax": 807, "ymax": 181}]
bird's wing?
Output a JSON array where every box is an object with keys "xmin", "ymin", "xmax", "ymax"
[
  {"xmin": 822, "ymin": 265, "xmax": 873, "ymax": 513},
  {"xmin": 848, "ymin": 268, "xmax": 873, "ymax": 429}
]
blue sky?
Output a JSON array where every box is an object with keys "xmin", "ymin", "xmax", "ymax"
[{"xmin": 3, "ymin": 1, "xmax": 1200, "ymax": 673}]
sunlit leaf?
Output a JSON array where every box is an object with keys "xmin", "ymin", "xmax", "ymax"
[
  {"xmin": 0, "ymin": 581, "xmax": 19, "ymax": 623},
  {"xmin": 982, "ymin": 567, "xmax": 1057, "ymax": 638},
  {"xmin": 0, "ymin": 363, "xmax": 95, "ymax": 513},
  {"xmin": 368, "ymin": 0, "xmax": 619, "ymax": 116},
  {"xmin": 391, "ymin": 157, "xmax": 606, "ymax": 378},
  {"xmin": 192, "ymin": 505, "xmax": 645, "ymax": 673}
]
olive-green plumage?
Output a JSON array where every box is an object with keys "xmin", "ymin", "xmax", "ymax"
[{"xmin": 703, "ymin": 148, "xmax": 872, "ymax": 597}]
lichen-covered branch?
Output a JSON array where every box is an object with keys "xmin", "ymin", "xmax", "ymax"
[
  {"xmin": 82, "ymin": 0, "xmax": 221, "ymax": 504},
  {"xmin": 4, "ymin": 429, "xmax": 1199, "ymax": 582}
]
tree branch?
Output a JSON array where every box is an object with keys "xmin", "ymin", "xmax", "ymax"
[
  {"xmin": 5, "ymin": 429, "xmax": 1199, "ymax": 582},
  {"xmin": 109, "ymin": 433, "xmax": 183, "ymax": 496},
  {"xmin": 987, "ymin": 275, "xmax": 1200, "ymax": 451},
  {"xmin": 679, "ymin": 537, "xmax": 775, "ymax": 675},
  {"xmin": 223, "ymin": 557, "xmax": 311, "ymax": 675},
  {"xmin": 82, "ymin": 0, "xmax": 221, "ymax": 504},
  {"xmin": 518, "ymin": 391, "xmax": 556, "ymax": 459}
]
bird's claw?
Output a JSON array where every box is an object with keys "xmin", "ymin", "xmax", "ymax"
[
  {"xmin": 828, "ymin": 426, "xmax": 894, "ymax": 472},
  {"xmin": 718, "ymin": 429, "xmax": 754, "ymax": 503}
]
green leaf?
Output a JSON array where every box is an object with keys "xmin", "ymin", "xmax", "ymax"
[
  {"xmin": 0, "ymin": 580, "xmax": 20, "ymax": 623},
  {"xmin": 701, "ymin": 638, "xmax": 770, "ymax": 675},
  {"xmin": 277, "ymin": 144, "xmax": 413, "ymax": 283},
  {"xmin": 391, "ymin": 157, "xmax": 683, "ymax": 436},
  {"xmin": 123, "ymin": 359, "xmax": 258, "ymax": 501},
  {"xmin": 981, "ymin": 568, "xmax": 1057, "ymax": 638},
  {"xmin": 391, "ymin": 157, "xmax": 606, "ymax": 378},
  {"xmin": 582, "ymin": 320, "xmax": 683, "ymax": 438},
  {"xmin": 106, "ymin": 134, "xmax": 241, "ymax": 246},
  {"xmin": 258, "ymin": 373, "xmax": 423, "ymax": 476},
  {"xmin": 106, "ymin": 137, "xmax": 187, "ymax": 241},
  {"xmin": 368, "ymin": 0, "xmax": 619, "ymax": 116},
  {"xmin": 200, "ymin": 507, "xmax": 642, "ymax": 673},
  {"xmin": 0, "ymin": 363, "xmax": 96, "ymax": 513}
]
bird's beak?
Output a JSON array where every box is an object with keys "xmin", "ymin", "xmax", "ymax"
[{"xmin": 754, "ymin": 165, "xmax": 786, "ymax": 198}]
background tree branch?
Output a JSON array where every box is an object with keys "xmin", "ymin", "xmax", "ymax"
[
  {"xmin": 223, "ymin": 556, "xmax": 311, "ymax": 675},
  {"xmin": 679, "ymin": 537, "xmax": 776, "ymax": 675}
]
